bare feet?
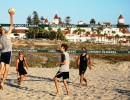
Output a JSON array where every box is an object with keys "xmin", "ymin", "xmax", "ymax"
[
  {"xmin": 67, "ymin": 91, "xmax": 70, "ymax": 96},
  {"xmin": 55, "ymin": 92, "xmax": 60, "ymax": 96},
  {"xmin": 79, "ymin": 84, "xmax": 82, "ymax": 88},
  {"xmin": 86, "ymin": 81, "xmax": 88, "ymax": 87},
  {"xmin": 0, "ymin": 83, "xmax": 4, "ymax": 90},
  {"xmin": 83, "ymin": 78, "xmax": 87, "ymax": 87},
  {"xmin": 17, "ymin": 78, "xmax": 21, "ymax": 85}
]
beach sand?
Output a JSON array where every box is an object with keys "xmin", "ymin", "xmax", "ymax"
[{"xmin": 0, "ymin": 59, "xmax": 130, "ymax": 100}]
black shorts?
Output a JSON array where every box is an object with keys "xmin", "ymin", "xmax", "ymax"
[
  {"xmin": 79, "ymin": 66, "xmax": 87, "ymax": 75},
  {"xmin": 1, "ymin": 51, "xmax": 12, "ymax": 64},
  {"xmin": 55, "ymin": 71, "xmax": 69, "ymax": 80},
  {"xmin": 18, "ymin": 69, "xmax": 27, "ymax": 76}
]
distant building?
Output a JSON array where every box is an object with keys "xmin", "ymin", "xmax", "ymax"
[
  {"xmin": 118, "ymin": 13, "xmax": 124, "ymax": 25},
  {"xmin": 53, "ymin": 14, "xmax": 59, "ymax": 24},
  {"xmin": 44, "ymin": 18, "xmax": 49, "ymax": 24},
  {"xmin": 10, "ymin": 12, "xmax": 130, "ymax": 44},
  {"xmin": 11, "ymin": 27, "xmax": 28, "ymax": 39},
  {"xmin": 78, "ymin": 20, "xmax": 83, "ymax": 25},
  {"xmin": 117, "ymin": 12, "xmax": 130, "ymax": 34}
]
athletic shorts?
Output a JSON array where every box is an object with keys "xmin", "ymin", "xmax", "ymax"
[
  {"xmin": 55, "ymin": 71, "xmax": 69, "ymax": 80},
  {"xmin": 79, "ymin": 66, "xmax": 87, "ymax": 75},
  {"xmin": 1, "ymin": 51, "xmax": 12, "ymax": 64}
]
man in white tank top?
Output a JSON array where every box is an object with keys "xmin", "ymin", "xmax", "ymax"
[{"xmin": 0, "ymin": 13, "xmax": 14, "ymax": 90}]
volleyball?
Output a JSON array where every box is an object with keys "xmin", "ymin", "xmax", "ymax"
[{"xmin": 8, "ymin": 8, "xmax": 15, "ymax": 15}]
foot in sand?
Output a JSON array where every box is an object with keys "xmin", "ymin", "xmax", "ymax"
[
  {"xmin": 67, "ymin": 91, "xmax": 70, "ymax": 96},
  {"xmin": 79, "ymin": 84, "xmax": 82, "ymax": 88},
  {"xmin": 0, "ymin": 83, "xmax": 4, "ymax": 90},
  {"xmin": 55, "ymin": 92, "xmax": 60, "ymax": 96}
]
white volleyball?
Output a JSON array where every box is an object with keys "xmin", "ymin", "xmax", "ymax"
[{"xmin": 8, "ymin": 8, "xmax": 15, "ymax": 14}]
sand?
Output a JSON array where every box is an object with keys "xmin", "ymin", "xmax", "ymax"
[{"xmin": 0, "ymin": 59, "xmax": 130, "ymax": 100}]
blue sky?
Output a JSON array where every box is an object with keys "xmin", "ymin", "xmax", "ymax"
[{"xmin": 0, "ymin": 0, "xmax": 130, "ymax": 24}]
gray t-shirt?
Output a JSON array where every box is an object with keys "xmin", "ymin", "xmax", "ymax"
[
  {"xmin": 0, "ymin": 34, "xmax": 12, "ymax": 52},
  {"xmin": 59, "ymin": 52, "xmax": 70, "ymax": 72}
]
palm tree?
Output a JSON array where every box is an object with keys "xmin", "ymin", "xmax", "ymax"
[
  {"xmin": 65, "ymin": 16, "xmax": 71, "ymax": 24},
  {"xmin": 59, "ymin": 17, "xmax": 62, "ymax": 24},
  {"xmin": 90, "ymin": 19, "xmax": 96, "ymax": 24},
  {"xmin": 73, "ymin": 28, "xmax": 85, "ymax": 36}
]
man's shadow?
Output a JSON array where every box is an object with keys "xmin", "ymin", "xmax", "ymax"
[
  {"xmin": 114, "ymin": 88, "xmax": 130, "ymax": 96},
  {"xmin": 4, "ymin": 72, "xmax": 54, "ymax": 92}
]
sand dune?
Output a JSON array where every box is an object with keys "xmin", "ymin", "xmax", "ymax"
[{"xmin": 0, "ymin": 59, "xmax": 130, "ymax": 100}]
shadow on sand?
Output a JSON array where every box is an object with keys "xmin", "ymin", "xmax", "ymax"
[{"xmin": 114, "ymin": 88, "xmax": 130, "ymax": 97}]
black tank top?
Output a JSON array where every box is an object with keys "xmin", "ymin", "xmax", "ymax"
[
  {"xmin": 18, "ymin": 58, "xmax": 25, "ymax": 71},
  {"xmin": 80, "ymin": 54, "xmax": 88, "ymax": 67}
]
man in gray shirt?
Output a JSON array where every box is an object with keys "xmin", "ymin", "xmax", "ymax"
[
  {"xmin": 0, "ymin": 12, "xmax": 14, "ymax": 90},
  {"xmin": 54, "ymin": 43, "xmax": 70, "ymax": 96}
]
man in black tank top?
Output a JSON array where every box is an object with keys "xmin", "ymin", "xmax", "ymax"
[{"xmin": 78, "ymin": 47, "xmax": 92, "ymax": 88}]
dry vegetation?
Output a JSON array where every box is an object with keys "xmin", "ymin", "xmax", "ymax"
[{"xmin": 10, "ymin": 39, "xmax": 130, "ymax": 68}]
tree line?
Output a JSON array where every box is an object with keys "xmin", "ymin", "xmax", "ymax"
[
  {"xmin": 26, "ymin": 11, "xmax": 70, "ymax": 40},
  {"xmin": 25, "ymin": 11, "xmax": 97, "ymax": 39}
]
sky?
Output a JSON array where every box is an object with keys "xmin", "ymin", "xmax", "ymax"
[{"xmin": 0, "ymin": 0, "xmax": 130, "ymax": 25}]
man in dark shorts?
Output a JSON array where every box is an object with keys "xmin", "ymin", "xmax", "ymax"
[
  {"xmin": 78, "ymin": 47, "xmax": 92, "ymax": 88},
  {"xmin": 54, "ymin": 43, "xmax": 70, "ymax": 96},
  {"xmin": 0, "ymin": 12, "xmax": 14, "ymax": 90}
]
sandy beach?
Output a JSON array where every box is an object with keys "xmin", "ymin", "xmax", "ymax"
[{"xmin": 0, "ymin": 59, "xmax": 130, "ymax": 100}]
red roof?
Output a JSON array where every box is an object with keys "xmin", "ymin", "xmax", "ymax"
[
  {"xmin": 118, "ymin": 14, "xmax": 123, "ymax": 19},
  {"xmin": 14, "ymin": 29, "xmax": 26, "ymax": 33},
  {"xmin": 106, "ymin": 36, "xmax": 115, "ymax": 39},
  {"xmin": 90, "ymin": 33, "xmax": 99, "ymax": 37},
  {"xmin": 103, "ymin": 22, "xmax": 110, "ymax": 26},
  {"xmin": 54, "ymin": 14, "xmax": 58, "ymax": 19},
  {"xmin": 119, "ymin": 28, "xmax": 129, "ymax": 33},
  {"xmin": 62, "ymin": 30, "xmax": 70, "ymax": 34},
  {"xmin": 44, "ymin": 18, "xmax": 49, "ymax": 23}
]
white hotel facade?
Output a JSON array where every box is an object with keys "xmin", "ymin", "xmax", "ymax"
[{"xmin": 12, "ymin": 13, "xmax": 130, "ymax": 44}]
